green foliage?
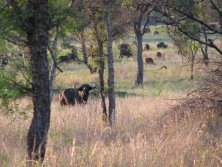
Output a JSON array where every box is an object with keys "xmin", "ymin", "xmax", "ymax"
[
  {"xmin": 121, "ymin": 0, "xmax": 133, "ymax": 9},
  {"xmin": 191, "ymin": 41, "xmax": 201, "ymax": 53},
  {"xmin": 180, "ymin": 20, "xmax": 200, "ymax": 39},
  {"xmin": 0, "ymin": 55, "xmax": 32, "ymax": 113},
  {"xmin": 87, "ymin": 46, "xmax": 106, "ymax": 68}
]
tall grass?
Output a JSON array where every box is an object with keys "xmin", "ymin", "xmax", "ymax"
[
  {"xmin": 1, "ymin": 95, "xmax": 222, "ymax": 166},
  {"xmin": 1, "ymin": 30, "xmax": 221, "ymax": 167}
]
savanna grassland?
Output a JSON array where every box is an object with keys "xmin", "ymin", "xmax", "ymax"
[{"xmin": 1, "ymin": 28, "xmax": 222, "ymax": 167}]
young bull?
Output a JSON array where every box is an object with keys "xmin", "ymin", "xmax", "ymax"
[
  {"xmin": 144, "ymin": 57, "xmax": 155, "ymax": 65},
  {"xmin": 59, "ymin": 82, "xmax": 96, "ymax": 105}
]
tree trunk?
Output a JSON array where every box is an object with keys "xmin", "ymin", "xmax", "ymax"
[
  {"xmin": 135, "ymin": 34, "xmax": 144, "ymax": 86},
  {"xmin": 26, "ymin": 0, "xmax": 50, "ymax": 164},
  {"xmin": 92, "ymin": 15, "xmax": 107, "ymax": 122},
  {"xmin": 49, "ymin": 27, "xmax": 59, "ymax": 102},
  {"xmin": 98, "ymin": 46, "xmax": 107, "ymax": 122},
  {"xmin": 106, "ymin": 7, "xmax": 116, "ymax": 126},
  {"xmin": 201, "ymin": 47, "xmax": 209, "ymax": 66},
  {"xmin": 80, "ymin": 32, "xmax": 97, "ymax": 73},
  {"xmin": 190, "ymin": 53, "xmax": 195, "ymax": 80},
  {"xmin": 201, "ymin": 28, "xmax": 209, "ymax": 66}
]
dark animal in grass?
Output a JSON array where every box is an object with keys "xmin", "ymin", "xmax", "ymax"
[
  {"xmin": 157, "ymin": 42, "xmax": 168, "ymax": 48},
  {"xmin": 118, "ymin": 43, "xmax": 133, "ymax": 58},
  {"xmin": 156, "ymin": 52, "xmax": 163, "ymax": 59},
  {"xmin": 59, "ymin": 55, "xmax": 70, "ymax": 63},
  {"xmin": 154, "ymin": 31, "xmax": 159, "ymax": 35},
  {"xmin": 69, "ymin": 48, "xmax": 78, "ymax": 61},
  {"xmin": 143, "ymin": 44, "xmax": 150, "ymax": 51},
  {"xmin": 144, "ymin": 57, "xmax": 155, "ymax": 65},
  {"xmin": 119, "ymin": 49, "xmax": 133, "ymax": 58},
  {"xmin": 59, "ymin": 83, "xmax": 97, "ymax": 105},
  {"xmin": 144, "ymin": 27, "xmax": 150, "ymax": 33}
]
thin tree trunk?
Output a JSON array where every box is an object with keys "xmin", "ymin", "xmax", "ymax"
[
  {"xmin": 98, "ymin": 46, "xmax": 107, "ymax": 122},
  {"xmin": 92, "ymin": 15, "xmax": 107, "ymax": 122},
  {"xmin": 190, "ymin": 51, "xmax": 195, "ymax": 80},
  {"xmin": 135, "ymin": 34, "xmax": 144, "ymax": 86},
  {"xmin": 26, "ymin": 0, "xmax": 50, "ymax": 165},
  {"xmin": 49, "ymin": 27, "xmax": 59, "ymax": 102},
  {"xmin": 201, "ymin": 28, "xmax": 209, "ymax": 66},
  {"xmin": 201, "ymin": 47, "xmax": 209, "ymax": 66},
  {"xmin": 106, "ymin": 6, "xmax": 115, "ymax": 126}
]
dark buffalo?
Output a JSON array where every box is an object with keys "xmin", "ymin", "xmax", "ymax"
[
  {"xmin": 120, "ymin": 49, "xmax": 133, "ymax": 58},
  {"xmin": 59, "ymin": 55, "xmax": 70, "ymax": 63},
  {"xmin": 143, "ymin": 44, "xmax": 150, "ymax": 51},
  {"xmin": 59, "ymin": 47, "xmax": 79, "ymax": 63},
  {"xmin": 69, "ymin": 48, "xmax": 78, "ymax": 61},
  {"xmin": 59, "ymin": 82, "xmax": 97, "ymax": 105},
  {"xmin": 144, "ymin": 57, "xmax": 155, "ymax": 65},
  {"xmin": 118, "ymin": 43, "xmax": 130, "ymax": 50},
  {"xmin": 144, "ymin": 27, "xmax": 150, "ymax": 33},
  {"xmin": 154, "ymin": 31, "xmax": 159, "ymax": 35},
  {"xmin": 157, "ymin": 42, "xmax": 167, "ymax": 48},
  {"xmin": 156, "ymin": 52, "xmax": 163, "ymax": 59},
  {"xmin": 118, "ymin": 43, "xmax": 133, "ymax": 58}
]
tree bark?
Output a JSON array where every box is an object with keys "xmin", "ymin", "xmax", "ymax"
[
  {"xmin": 190, "ymin": 50, "xmax": 195, "ymax": 80},
  {"xmin": 201, "ymin": 28, "xmax": 209, "ymax": 66},
  {"xmin": 135, "ymin": 34, "xmax": 144, "ymax": 86},
  {"xmin": 49, "ymin": 26, "xmax": 59, "ymax": 102},
  {"xmin": 92, "ymin": 14, "xmax": 107, "ymax": 122},
  {"xmin": 106, "ymin": 5, "xmax": 116, "ymax": 126},
  {"xmin": 26, "ymin": 0, "xmax": 50, "ymax": 164},
  {"xmin": 133, "ymin": 3, "xmax": 151, "ymax": 86}
]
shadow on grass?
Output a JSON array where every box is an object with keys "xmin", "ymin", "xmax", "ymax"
[
  {"xmin": 143, "ymin": 78, "xmax": 192, "ymax": 91},
  {"xmin": 115, "ymin": 91, "xmax": 137, "ymax": 97},
  {"xmin": 53, "ymin": 77, "xmax": 192, "ymax": 99}
]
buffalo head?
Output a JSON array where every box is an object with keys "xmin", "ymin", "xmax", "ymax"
[{"xmin": 74, "ymin": 82, "xmax": 97, "ymax": 103}]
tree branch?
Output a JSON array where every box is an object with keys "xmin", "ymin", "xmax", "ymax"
[
  {"xmin": 165, "ymin": 3, "xmax": 222, "ymax": 34},
  {"xmin": 210, "ymin": 0, "xmax": 222, "ymax": 16},
  {"xmin": 178, "ymin": 26, "xmax": 222, "ymax": 56},
  {"xmin": 47, "ymin": 45, "xmax": 63, "ymax": 73},
  {"xmin": 2, "ymin": 74, "xmax": 32, "ymax": 96}
]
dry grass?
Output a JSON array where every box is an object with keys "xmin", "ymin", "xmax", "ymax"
[
  {"xmin": 1, "ymin": 40, "xmax": 222, "ymax": 166},
  {"xmin": 1, "ymin": 93, "xmax": 222, "ymax": 167}
]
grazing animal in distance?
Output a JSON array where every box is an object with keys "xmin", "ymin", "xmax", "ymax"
[
  {"xmin": 154, "ymin": 31, "xmax": 159, "ymax": 35},
  {"xmin": 119, "ymin": 49, "xmax": 133, "ymax": 58},
  {"xmin": 156, "ymin": 52, "xmax": 163, "ymax": 59},
  {"xmin": 157, "ymin": 42, "xmax": 168, "ymax": 48},
  {"xmin": 144, "ymin": 27, "xmax": 150, "ymax": 33},
  {"xmin": 59, "ymin": 47, "xmax": 79, "ymax": 63},
  {"xmin": 59, "ymin": 82, "xmax": 97, "ymax": 105},
  {"xmin": 59, "ymin": 55, "xmax": 70, "ymax": 63},
  {"xmin": 144, "ymin": 57, "xmax": 155, "ymax": 65},
  {"xmin": 69, "ymin": 47, "xmax": 78, "ymax": 61},
  {"xmin": 143, "ymin": 44, "xmax": 150, "ymax": 51},
  {"xmin": 118, "ymin": 43, "xmax": 133, "ymax": 58}
]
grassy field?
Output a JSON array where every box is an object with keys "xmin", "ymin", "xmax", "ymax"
[{"xmin": 0, "ymin": 29, "xmax": 222, "ymax": 167}]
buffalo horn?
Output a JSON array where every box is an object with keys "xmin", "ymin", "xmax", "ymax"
[
  {"xmin": 90, "ymin": 82, "xmax": 97, "ymax": 88},
  {"xmin": 74, "ymin": 82, "xmax": 81, "ymax": 89}
]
